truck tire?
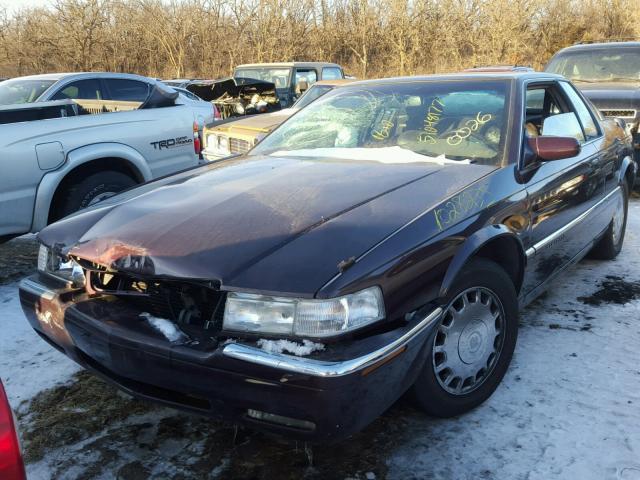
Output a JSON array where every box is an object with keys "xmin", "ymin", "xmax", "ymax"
[
  {"xmin": 588, "ymin": 183, "xmax": 628, "ymax": 260},
  {"xmin": 56, "ymin": 171, "xmax": 136, "ymax": 220},
  {"xmin": 411, "ymin": 258, "xmax": 518, "ymax": 417}
]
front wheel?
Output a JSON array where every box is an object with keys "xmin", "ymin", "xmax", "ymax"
[
  {"xmin": 411, "ymin": 258, "xmax": 519, "ymax": 417},
  {"xmin": 588, "ymin": 183, "xmax": 628, "ymax": 260}
]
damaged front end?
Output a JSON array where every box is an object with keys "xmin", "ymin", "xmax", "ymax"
[
  {"xmin": 21, "ymin": 242, "xmax": 442, "ymax": 441},
  {"xmin": 187, "ymin": 77, "xmax": 281, "ymax": 119}
]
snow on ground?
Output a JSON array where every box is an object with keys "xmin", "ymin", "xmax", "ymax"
[
  {"xmin": 0, "ymin": 281, "xmax": 79, "ymax": 408},
  {"xmin": 0, "ymin": 201, "xmax": 638, "ymax": 479}
]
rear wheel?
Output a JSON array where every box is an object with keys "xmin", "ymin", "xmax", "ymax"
[
  {"xmin": 411, "ymin": 258, "xmax": 518, "ymax": 417},
  {"xmin": 53, "ymin": 171, "xmax": 136, "ymax": 221},
  {"xmin": 588, "ymin": 183, "xmax": 628, "ymax": 260}
]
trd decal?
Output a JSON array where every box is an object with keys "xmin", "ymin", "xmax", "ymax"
[{"xmin": 150, "ymin": 136, "xmax": 193, "ymax": 150}]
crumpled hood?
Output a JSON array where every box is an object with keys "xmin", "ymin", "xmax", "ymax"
[{"xmin": 40, "ymin": 155, "xmax": 494, "ymax": 295}]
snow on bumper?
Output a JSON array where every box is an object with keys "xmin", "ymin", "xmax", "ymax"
[{"xmin": 18, "ymin": 275, "xmax": 441, "ymax": 442}]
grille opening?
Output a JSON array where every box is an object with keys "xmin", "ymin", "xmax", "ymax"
[
  {"xmin": 87, "ymin": 270, "xmax": 226, "ymax": 333},
  {"xmin": 229, "ymin": 137, "xmax": 251, "ymax": 154},
  {"xmin": 601, "ymin": 109, "xmax": 636, "ymax": 118}
]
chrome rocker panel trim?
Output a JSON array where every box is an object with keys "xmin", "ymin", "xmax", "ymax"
[{"xmin": 525, "ymin": 186, "xmax": 622, "ymax": 257}]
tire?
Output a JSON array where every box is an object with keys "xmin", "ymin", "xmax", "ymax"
[
  {"xmin": 588, "ymin": 182, "xmax": 628, "ymax": 260},
  {"xmin": 411, "ymin": 258, "xmax": 519, "ymax": 417},
  {"xmin": 55, "ymin": 171, "xmax": 136, "ymax": 220}
]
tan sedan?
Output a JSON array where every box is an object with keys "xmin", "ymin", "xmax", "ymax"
[{"xmin": 202, "ymin": 79, "xmax": 354, "ymax": 161}]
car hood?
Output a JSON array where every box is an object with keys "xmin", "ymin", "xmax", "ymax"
[
  {"xmin": 40, "ymin": 154, "xmax": 494, "ymax": 296},
  {"xmin": 207, "ymin": 109, "xmax": 293, "ymax": 136},
  {"xmin": 577, "ymin": 82, "xmax": 640, "ymax": 112}
]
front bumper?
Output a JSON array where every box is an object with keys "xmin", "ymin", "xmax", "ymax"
[
  {"xmin": 19, "ymin": 275, "xmax": 441, "ymax": 442},
  {"xmin": 201, "ymin": 148, "xmax": 231, "ymax": 162}
]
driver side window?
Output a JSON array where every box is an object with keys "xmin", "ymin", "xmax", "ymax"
[{"xmin": 525, "ymin": 85, "xmax": 584, "ymax": 143}]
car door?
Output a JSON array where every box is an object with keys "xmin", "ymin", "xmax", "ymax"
[{"xmin": 521, "ymin": 81, "xmax": 606, "ymax": 296}]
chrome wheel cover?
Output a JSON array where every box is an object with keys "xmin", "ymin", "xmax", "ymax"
[
  {"xmin": 611, "ymin": 189, "xmax": 625, "ymax": 246},
  {"xmin": 433, "ymin": 287, "xmax": 506, "ymax": 395}
]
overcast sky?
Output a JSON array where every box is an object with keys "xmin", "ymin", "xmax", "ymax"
[{"xmin": 0, "ymin": 0, "xmax": 54, "ymax": 13}]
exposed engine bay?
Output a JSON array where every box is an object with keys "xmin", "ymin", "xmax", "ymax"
[
  {"xmin": 85, "ymin": 266, "xmax": 226, "ymax": 345},
  {"xmin": 187, "ymin": 77, "xmax": 281, "ymax": 119}
]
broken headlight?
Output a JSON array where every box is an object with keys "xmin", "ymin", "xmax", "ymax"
[
  {"xmin": 37, "ymin": 244, "xmax": 85, "ymax": 288},
  {"xmin": 222, "ymin": 287, "xmax": 385, "ymax": 338}
]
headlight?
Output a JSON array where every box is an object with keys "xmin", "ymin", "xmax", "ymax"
[
  {"xmin": 223, "ymin": 287, "xmax": 384, "ymax": 338},
  {"xmin": 218, "ymin": 135, "xmax": 229, "ymax": 153},
  {"xmin": 38, "ymin": 244, "xmax": 85, "ymax": 287}
]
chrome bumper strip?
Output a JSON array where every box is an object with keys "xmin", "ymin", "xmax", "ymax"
[
  {"xmin": 222, "ymin": 307, "xmax": 443, "ymax": 378},
  {"xmin": 19, "ymin": 278, "xmax": 57, "ymax": 301}
]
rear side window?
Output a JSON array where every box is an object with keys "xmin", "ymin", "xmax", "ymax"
[
  {"xmin": 295, "ymin": 69, "xmax": 318, "ymax": 87},
  {"xmin": 322, "ymin": 67, "xmax": 343, "ymax": 80},
  {"xmin": 559, "ymin": 82, "xmax": 600, "ymax": 140},
  {"xmin": 105, "ymin": 79, "xmax": 150, "ymax": 102},
  {"xmin": 51, "ymin": 79, "xmax": 104, "ymax": 100}
]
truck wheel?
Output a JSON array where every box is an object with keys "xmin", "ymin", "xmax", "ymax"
[
  {"xmin": 411, "ymin": 258, "xmax": 518, "ymax": 417},
  {"xmin": 56, "ymin": 171, "xmax": 136, "ymax": 219},
  {"xmin": 588, "ymin": 183, "xmax": 628, "ymax": 260}
]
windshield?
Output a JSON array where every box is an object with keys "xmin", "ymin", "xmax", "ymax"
[
  {"xmin": 251, "ymin": 80, "xmax": 510, "ymax": 166},
  {"xmin": 292, "ymin": 84, "xmax": 333, "ymax": 110},
  {"xmin": 0, "ymin": 78, "xmax": 56, "ymax": 104},
  {"xmin": 234, "ymin": 68, "xmax": 291, "ymax": 89},
  {"xmin": 546, "ymin": 47, "xmax": 640, "ymax": 82}
]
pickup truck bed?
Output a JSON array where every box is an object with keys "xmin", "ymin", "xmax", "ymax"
[{"xmin": 0, "ymin": 95, "xmax": 200, "ymax": 239}]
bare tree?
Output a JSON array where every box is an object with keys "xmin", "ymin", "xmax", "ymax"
[{"xmin": 0, "ymin": 0, "xmax": 638, "ymax": 79}]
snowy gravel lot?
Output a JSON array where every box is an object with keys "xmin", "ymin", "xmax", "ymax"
[{"xmin": 0, "ymin": 199, "xmax": 639, "ymax": 480}]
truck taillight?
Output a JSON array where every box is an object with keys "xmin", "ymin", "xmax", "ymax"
[
  {"xmin": 213, "ymin": 104, "xmax": 221, "ymax": 120},
  {"xmin": 0, "ymin": 381, "xmax": 26, "ymax": 480},
  {"xmin": 193, "ymin": 121, "xmax": 201, "ymax": 155}
]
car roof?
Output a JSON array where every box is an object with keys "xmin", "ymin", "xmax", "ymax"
[
  {"xmin": 235, "ymin": 62, "xmax": 343, "ymax": 69},
  {"xmin": 555, "ymin": 41, "xmax": 640, "ymax": 53},
  {"xmin": 343, "ymin": 71, "xmax": 565, "ymax": 87},
  {"xmin": 8, "ymin": 72, "xmax": 158, "ymax": 83}
]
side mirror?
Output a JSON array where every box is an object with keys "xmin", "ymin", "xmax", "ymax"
[{"xmin": 528, "ymin": 136, "xmax": 581, "ymax": 162}]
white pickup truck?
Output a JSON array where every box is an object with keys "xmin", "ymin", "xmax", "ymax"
[{"xmin": 0, "ymin": 81, "xmax": 201, "ymax": 241}]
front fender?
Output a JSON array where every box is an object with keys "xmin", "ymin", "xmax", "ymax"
[
  {"xmin": 439, "ymin": 224, "xmax": 525, "ymax": 299},
  {"xmin": 31, "ymin": 143, "xmax": 153, "ymax": 232}
]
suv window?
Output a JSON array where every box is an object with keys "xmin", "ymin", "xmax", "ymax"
[
  {"xmin": 546, "ymin": 47, "xmax": 640, "ymax": 83},
  {"xmin": 295, "ymin": 69, "xmax": 317, "ymax": 87},
  {"xmin": 51, "ymin": 79, "xmax": 104, "ymax": 100},
  {"xmin": 105, "ymin": 79, "xmax": 150, "ymax": 102},
  {"xmin": 559, "ymin": 82, "xmax": 600, "ymax": 140},
  {"xmin": 322, "ymin": 67, "xmax": 343, "ymax": 80}
]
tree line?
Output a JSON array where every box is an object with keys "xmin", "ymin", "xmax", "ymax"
[{"xmin": 0, "ymin": 0, "xmax": 638, "ymax": 80}]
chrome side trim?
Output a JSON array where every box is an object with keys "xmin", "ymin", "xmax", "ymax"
[
  {"xmin": 222, "ymin": 307, "xmax": 443, "ymax": 378},
  {"xmin": 525, "ymin": 186, "xmax": 621, "ymax": 258},
  {"xmin": 19, "ymin": 278, "xmax": 57, "ymax": 301}
]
